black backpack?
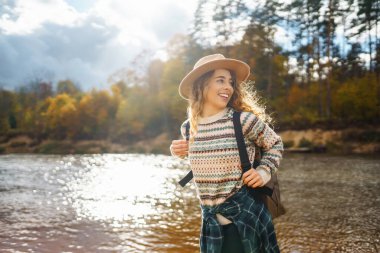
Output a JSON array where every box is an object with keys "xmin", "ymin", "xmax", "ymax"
[{"xmin": 178, "ymin": 111, "xmax": 286, "ymax": 219}]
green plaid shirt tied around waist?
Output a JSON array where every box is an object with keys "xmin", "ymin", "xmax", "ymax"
[{"xmin": 200, "ymin": 186, "xmax": 280, "ymax": 253}]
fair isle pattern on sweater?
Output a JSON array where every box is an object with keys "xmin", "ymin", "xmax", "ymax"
[{"xmin": 180, "ymin": 107, "xmax": 284, "ymax": 207}]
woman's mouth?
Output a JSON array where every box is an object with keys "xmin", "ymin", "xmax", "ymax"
[{"xmin": 219, "ymin": 93, "xmax": 229, "ymax": 101}]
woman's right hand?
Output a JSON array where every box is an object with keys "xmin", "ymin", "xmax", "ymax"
[{"xmin": 170, "ymin": 139, "xmax": 189, "ymax": 157}]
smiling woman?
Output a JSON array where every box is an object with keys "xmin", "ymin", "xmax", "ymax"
[{"xmin": 171, "ymin": 54, "xmax": 284, "ymax": 253}]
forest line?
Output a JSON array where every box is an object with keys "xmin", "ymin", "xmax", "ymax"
[{"xmin": 0, "ymin": 0, "xmax": 379, "ymax": 145}]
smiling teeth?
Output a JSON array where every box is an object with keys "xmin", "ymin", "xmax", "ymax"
[{"xmin": 220, "ymin": 94, "xmax": 228, "ymax": 98}]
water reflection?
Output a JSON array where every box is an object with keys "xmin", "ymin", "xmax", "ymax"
[
  {"xmin": 0, "ymin": 153, "xmax": 379, "ymax": 252},
  {"xmin": 67, "ymin": 155, "xmax": 165, "ymax": 221},
  {"xmin": 0, "ymin": 154, "xmax": 200, "ymax": 252}
]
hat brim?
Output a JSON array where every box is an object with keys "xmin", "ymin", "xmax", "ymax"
[{"xmin": 179, "ymin": 58, "xmax": 250, "ymax": 100}]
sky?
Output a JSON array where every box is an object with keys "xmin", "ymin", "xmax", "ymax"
[
  {"xmin": 0, "ymin": 0, "xmax": 198, "ymax": 91},
  {"xmin": 0, "ymin": 0, "xmax": 374, "ymax": 92}
]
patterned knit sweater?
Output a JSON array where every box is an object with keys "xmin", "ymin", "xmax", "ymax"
[{"xmin": 180, "ymin": 107, "xmax": 284, "ymax": 207}]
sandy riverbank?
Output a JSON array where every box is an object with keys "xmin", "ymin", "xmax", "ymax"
[
  {"xmin": 0, "ymin": 127, "xmax": 379, "ymax": 155},
  {"xmin": 280, "ymin": 126, "xmax": 380, "ymax": 154},
  {"xmin": 0, "ymin": 133, "xmax": 171, "ymax": 155}
]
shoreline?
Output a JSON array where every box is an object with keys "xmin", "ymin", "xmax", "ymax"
[{"xmin": 1, "ymin": 127, "xmax": 379, "ymax": 155}]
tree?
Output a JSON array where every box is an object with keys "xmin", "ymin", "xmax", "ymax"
[
  {"xmin": 56, "ymin": 80, "xmax": 82, "ymax": 96},
  {"xmin": 146, "ymin": 59, "xmax": 164, "ymax": 94},
  {"xmin": 353, "ymin": 0, "xmax": 380, "ymax": 72},
  {"xmin": 192, "ymin": 0, "xmax": 249, "ymax": 49},
  {"xmin": 0, "ymin": 89, "xmax": 17, "ymax": 133},
  {"xmin": 77, "ymin": 90, "xmax": 117, "ymax": 139},
  {"xmin": 339, "ymin": 42, "xmax": 366, "ymax": 79},
  {"xmin": 250, "ymin": 0, "xmax": 282, "ymax": 98},
  {"xmin": 212, "ymin": 0, "xmax": 248, "ymax": 51},
  {"xmin": 42, "ymin": 93, "xmax": 78, "ymax": 139},
  {"xmin": 159, "ymin": 57, "xmax": 188, "ymax": 135},
  {"xmin": 321, "ymin": 0, "xmax": 340, "ymax": 119}
]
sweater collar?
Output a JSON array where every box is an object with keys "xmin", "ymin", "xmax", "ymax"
[{"xmin": 198, "ymin": 107, "xmax": 232, "ymax": 124}]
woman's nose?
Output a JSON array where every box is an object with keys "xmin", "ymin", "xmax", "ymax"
[{"xmin": 224, "ymin": 83, "xmax": 233, "ymax": 91}]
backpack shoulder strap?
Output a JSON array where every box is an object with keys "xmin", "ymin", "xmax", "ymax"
[
  {"xmin": 178, "ymin": 121, "xmax": 193, "ymax": 187},
  {"xmin": 232, "ymin": 111, "xmax": 251, "ymax": 173},
  {"xmin": 185, "ymin": 120, "xmax": 190, "ymax": 140}
]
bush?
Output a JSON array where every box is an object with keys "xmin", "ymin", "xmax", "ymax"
[
  {"xmin": 10, "ymin": 141, "xmax": 27, "ymax": 147},
  {"xmin": 283, "ymin": 140, "xmax": 294, "ymax": 148},
  {"xmin": 36, "ymin": 141, "xmax": 74, "ymax": 154},
  {"xmin": 325, "ymin": 140, "xmax": 338, "ymax": 153},
  {"xmin": 298, "ymin": 137, "xmax": 313, "ymax": 148},
  {"xmin": 342, "ymin": 130, "xmax": 380, "ymax": 143}
]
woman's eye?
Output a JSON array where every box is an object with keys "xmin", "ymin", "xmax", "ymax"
[{"xmin": 217, "ymin": 79, "xmax": 224, "ymax": 83}]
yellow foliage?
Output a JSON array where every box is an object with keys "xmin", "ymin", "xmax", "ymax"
[
  {"xmin": 159, "ymin": 58, "xmax": 188, "ymax": 123},
  {"xmin": 333, "ymin": 74, "xmax": 379, "ymax": 120},
  {"xmin": 43, "ymin": 93, "xmax": 78, "ymax": 138},
  {"xmin": 287, "ymin": 84, "xmax": 307, "ymax": 109}
]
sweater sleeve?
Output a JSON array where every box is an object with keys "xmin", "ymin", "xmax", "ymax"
[{"xmin": 240, "ymin": 112, "xmax": 284, "ymax": 175}]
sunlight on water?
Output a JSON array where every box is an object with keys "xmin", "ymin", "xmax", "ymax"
[{"xmin": 64, "ymin": 154, "xmax": 184, "ymax": 224}]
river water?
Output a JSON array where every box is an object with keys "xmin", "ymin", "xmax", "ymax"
[{"xmin": 0, "ymin": 153, "xmax": 379, "ymax": 253}]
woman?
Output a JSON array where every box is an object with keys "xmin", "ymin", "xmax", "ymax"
[{"xmin": 170, "ymin": 54, "xmax": 284, "ymax": 253}]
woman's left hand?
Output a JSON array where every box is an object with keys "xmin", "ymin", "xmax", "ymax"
[{"xmin": 242, "ymin": 168, "xmax": 264, "ymax": 188}]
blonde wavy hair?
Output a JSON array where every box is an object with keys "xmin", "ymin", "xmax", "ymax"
[{"xmin": 187, "ymin": 69, "xmax": 273, "ymax": 143}]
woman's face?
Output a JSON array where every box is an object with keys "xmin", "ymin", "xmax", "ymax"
[{"xmin": 202, "ymin": 69, "xmax": 234, "ymax": 114}]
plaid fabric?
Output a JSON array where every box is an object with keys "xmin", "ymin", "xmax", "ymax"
[{"xmin": 200, "ymin": 186, "xmax": 280, "ymax": 253}]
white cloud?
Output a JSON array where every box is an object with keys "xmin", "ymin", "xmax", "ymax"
[
  {"xmin": 0, "ymin": 15, "xmax": 127, "ymax": 90},
  {"xmin": 91, "ymin": 0, "xmax": 195, "ymax": 47},
  {"xmin": 0, "ymin": 0, "xmax": 197, "ymax": 90},
  {"xmin": 0, "ymin": 0, "xmax": 81, "ymax": 35}
]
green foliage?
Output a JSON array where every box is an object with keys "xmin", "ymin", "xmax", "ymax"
[
  {"xmin": 325, "ymin": 140, "xmax": 343, "ymax": 153},
  {"xmin": 298, "ymin": 137, "xmax": 313, "ymax": 148},
  {"xmin": 77, "ymin": 89, "xmax": 118, "ymax": 139},
  {"xmin": 342, "ymin": 130, "xmax": 380, "ymax": 143},
  {"xmin": 56, "ymin": 80, "xmax": 81, "ymax": 97},
  {"xmin": 159, "ymin": 57, "xmax": 188, "ymax": 132},
  {"xmin": 9, "ymin": 141, "xmax": 27, "ymax": 148},
  {"xmin": 332, "ymin": 74, "xmax": 379, "ymax": 121},
  {"xmin": 36, "ymin": 141, "xmax": 74, "ymax": 154},
  {"xmin": 283, "ymin": 140, "xmax": 294, "ymax": 148},
  {"xmin": 0, "ymin": 89, "xmax": 17, "ymax": 133}
]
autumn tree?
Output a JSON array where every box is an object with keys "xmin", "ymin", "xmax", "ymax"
[
  {"xmin": 77, "ymin": 90, "xmax": 118, "ymax": 139},
  {"xmin": 56, "ymin": 80, "xmax": 82, "ymax": 97},
  {"xmin": 42, "ymin": 93, "xmax": 78, "ymax": 139},
  {"xmin": 0, "ymin": 89, "xmax": 17, "ymax": 133}
]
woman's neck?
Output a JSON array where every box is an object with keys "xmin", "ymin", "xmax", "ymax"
[
  {"xmin": 201, "ymin": 106, "xmax": 227, "ymax": 118},
  {"xmin": 198, "ymin": 107, "xmax": 228, "ymax": 124}
]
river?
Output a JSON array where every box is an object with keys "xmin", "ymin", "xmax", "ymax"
[{"xmin": 0, "ymin": 153, "xmax": 379, "ymax": 252}]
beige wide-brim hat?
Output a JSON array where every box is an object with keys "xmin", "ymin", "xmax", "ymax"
[{"xmin": 179, "ymin": 54, "xmax": 250, "ymax": 100}]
